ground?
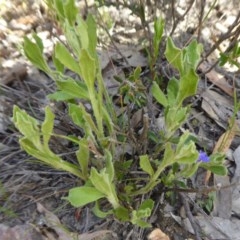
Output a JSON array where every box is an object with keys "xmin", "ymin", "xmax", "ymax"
[{"xmin": 1, "ymin": 1, "xmax": 240, "ymax": 239}]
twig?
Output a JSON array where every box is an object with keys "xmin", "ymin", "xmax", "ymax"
[
  {"xmin": 197, "ymin": 0, "xmax": 205, "ymax": 42},
  {"xmin": 170, "ymin": 0, "xmax": 195, "ymax": 36},
  {"xmin": 179, "ymin": 192, "xmax": 202, "ymax": 240}
]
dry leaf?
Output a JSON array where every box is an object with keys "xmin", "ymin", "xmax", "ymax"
[
  {"xmin": 199, "ymin": 62, "xmax": 233, "ymax": 97},
  {"xmin": 147, "ymin": 228, "xmax": 170, "ymax": 240}
]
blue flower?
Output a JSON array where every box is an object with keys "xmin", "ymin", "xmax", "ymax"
[{"xmin": 197, "ymin": 150, "xmax": 210, "ymax": 163}]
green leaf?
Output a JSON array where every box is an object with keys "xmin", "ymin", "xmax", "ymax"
[
  {"xmin": 63, "ymin": 0, "xmax": 78, "ymax": 26},
  {"xmin": 90, "ymin": 167, "xmax": 120, "ymax": 209},
  {"xmin": 105, "ymin": 150, "xmax": 114, "ymax": 182},
  {"xmin": 23, "ymin": 36, "xmax": 51, "ymax": 74},
  {"xmin": 165, "ymin": 37, "xmax": 184, "ymax": 74},
  {"xmin": 140, "ymin": 155, "xmax": 154, "ymax": 177},
  {"xmin": 176, "ymin": 68, "xmax": 199, "ymax": 106},
  {"xmin": 68, "ymin": 103, "xmax": 98, "ymax": 137},
  {"xmin": 41, "ymin": 106, "xmax": 55, "ymax": 148},
  {"xmin": 153, "ymin": 17, "xmax": 164, "ymax": 58},
  {"xmin": 54, "ymin": 0, "xmax": 64, "ymax": 19},
  {"xmin": 165, "ymin": 106, "xmax": 188, "ymax": 133},
  {"xmin": 55, "ymin": 43, "xmax": 81, "ymax": 75},
  {"xmin": 56, "ymin": 78, "xmax": 89, "ymax": 100},
  {"xmin": 114, "ymin": 206, "xmax": 130, "ymax": 222},
  {"xmin": 52, "ymin": 51, "xmax": 64, "ymax": 73},
  {"xmin": 205, "ymin": 165, "xmax": 227, "ymax": 176},
  {"xmin": 161, "ymin": 142, "xmax": 175, "ymax": 167},
  {"xmin": 64, "ymin": 21, "xmax": 81, "ymax": 55},
  {"xmin": 92, "ymin": 201, "xmax": 113, "ymax": 218},
  {"xmin": 76, "ymin": 16, "xmax": 89, "ymax": 50},
  {"xmin": 131, "ymin": 200, "xmax": 154, "ymax": 228},
  {"xmin": 167, "ymin": 77, "xmax": 179, "ymax": 106},
  {"xmin": 48, "ymin": 91, "xmax": 74, "ymax": 101},
  {"xmin": 183, "ymin": 40, "xmax": 203, "ymax": 72},
  {"xmin": 138, "ymin": 199, "xmax": 154, "ymax": 213},
  {"xmin": 32, "ymin": 33, "xmax": 44, "ymax": 53},
  {"xmin": 133, "ymin": 66, "xmax": 142, "ymax": 80},
  {"xmin": 86, "ymin": 15, "xmax": 97, "ymax": 57},
  {"xmin": 152, "ymin": 81, "xmax": 168, "ymax": 107},
  {"xmin": 79, "ymin": 49, "xmax": 96, "ymax": 89},
  {"xmin": 175, "ymin": 131, "xmax": 198, "ymax": 164},
  {"xmin": 13, "ymin": 106, "xmax": 41, "ymax": 148},
  {"xmin": 20, "ymin": 138, "xmax": 84, "ymax": 179},
  {"xmin": 64, "ymin": 186, "xmax": 105, "ymax": 207},
  {"xmin": 76, "ymin": 138, "xmax": 89, "ymax": 179},
  {"xmin": 179, "ymin": 163, "xmax": 199, "ymax": 178}
]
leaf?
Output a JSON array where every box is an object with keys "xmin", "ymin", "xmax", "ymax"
[
  {"xmin": 32, "ymin": 33, "xmax": 44, "ymax": 53},
  {"xmin": 140, "ymin": 155, "xmax": 154, "ymax": 176},
  {"xmin": 76, "ymin": 16, "xmax": 89, "ymax": 50},
  {"xmin": 68, "ymin": 103, "xmax": 98, "ymax": 137},
  {"xmin": 63, "ymin": 0, "xmax": 78, "ymax": 26},
  {"xmin": 138, "ymin": 199, "xmax": 154, "ymax": 213},
  {"xmin": 165, "ymin": 37, "xmax": 184, "ymax": 74},
  {"xmin": 86, "ymin": 15, "xmax": 97, "ymax": 57},
  {"xmin": 105, "ymin": 150, "xmax": 114, "ymax": 182},
  {"xmin": 175, "ymin": 132, "xmax": 198, "ymax": 164},
  {"xmin": 131, "ymin": 200, "xmax": 153, "ymax": 229},
  {"xmin": 179, "ymin": 163, "xmax": 199, "ymax": 178},
  {"xmin": 176, "ymin": 68, "xmax": 199, "ymax": 106},
  {"xmin": 202, "ymin": 165, "xmax": 227, "ymax": 176},
  {"xmin": 23, "ymin": 36, "xmax": 51, "ymax": 74},
  {"xmin": 20, "ymin": 138, "xmax": 84, "ymax": 179},
  {"xmin": 153, "ymin": 17, "xmax": 164, "ymax": 58},
  {"xmin": 56, "ymin": 78, "xmax": 89, "ymax": 100},
  {"xmin": 92, "ymin": 201, "xmax": 113, "ymax": 218},
  {"xmin": 54, "ymin": 0, "xmax": 64, "ymax": 19},
  {"xmin": 52, "ymin": 51, "xmax": 64, "ymax": 73},
  {"xmin": 41, "ymin": 106, "xmax": 55, "ymax": 148},
  {"xmin": 13, "ymin": 106, "xmax": 41, "ymax": 148},
  {"xmin": 90, "ymin": 167, "xmax": 119, "ymax": 209},
  {"xmin": 183, "ymin": 40, "xmax": 203, "ymax": 72},
  {"xmin": 114, "ymin": 206, "xmax": 130, "ymax": 222},
  {"xmin": 64, "ymin": 186, "xmax": 105, "ymax": 207},
  {"xmin": 55, "ymin": 43, "xmax": 81, "ymax": 75},
  {"xmin": 152, "ymin": 81, "xmax": 168, "ymax": 107},
  {"xmin": 76, "ymin": 138, "xmax": 89, "ymax": 179},
  {"xmin": 48, "ymin": 91, "xmax": 74, "ymax": 101},
  {"xmin": 64, "ymin": 21, "xmax": 81, "ymax": 55},
  {"xmin": 161, "ymin": 143, "xmax": 175, "ymax": 167},
  {"xmin": 79, "ymin": 49, "xmax": 96, "ymax": 89},
  {"xmin": 167, "ymin": 77, "xmax": 179, "ymax": 106}
]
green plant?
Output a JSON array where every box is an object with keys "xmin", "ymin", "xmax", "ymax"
[{"xmin": 13, "ymin": 0, "xmax": 227, "ymax": 228}]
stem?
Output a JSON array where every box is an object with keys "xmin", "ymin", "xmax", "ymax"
[{"xmin": 131, "ymin": 163, "xmax": 169, "ymax": 196}]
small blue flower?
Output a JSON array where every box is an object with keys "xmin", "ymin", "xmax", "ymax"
[{"xmin": 197, "ymin": 150, "xmax": 210, "ymax": 163}]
